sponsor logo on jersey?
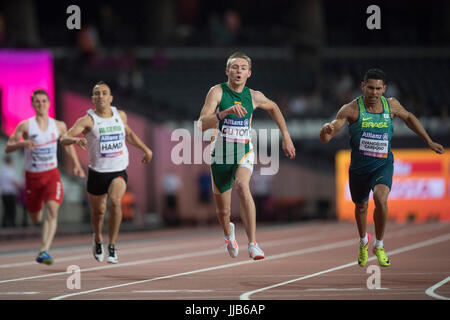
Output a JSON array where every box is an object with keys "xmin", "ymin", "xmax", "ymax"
[{"xmin": 362, "ymin": 121, "xmax": 388, "ymax": 128}]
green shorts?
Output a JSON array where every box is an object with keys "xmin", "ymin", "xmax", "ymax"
[
  {"xmin": 211, "ymin": 150, "xmax": 254, "ymax": 194},
  {"xmin": 349, "ymin": 161, "xmax": 393, "ymax": 203}
]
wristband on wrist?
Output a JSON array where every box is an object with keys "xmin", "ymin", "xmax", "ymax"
[{"xmin": 216, "ymin": 109, "xmax": 221, "ymax": 121}]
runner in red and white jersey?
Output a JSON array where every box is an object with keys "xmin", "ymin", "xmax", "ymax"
[{"xmin": 5, "ymin": 89, "xmax": 85, "ymax": 265}]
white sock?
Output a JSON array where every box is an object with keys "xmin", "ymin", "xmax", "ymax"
[
  {"xmin": 359, "ymin": 233, "xmax": 368, "ymax": 246},
  {"xmin": 374, "ymin": 239, "xmax": 383, "ymax": 248}
]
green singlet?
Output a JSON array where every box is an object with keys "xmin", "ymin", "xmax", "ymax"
[
  {"xmin": 348, "ymin": 95, "xmax": 394, "ymax": 175},
  {"xmin": 210, "ymin": 83, "xmax": 254, "ymax": 194},
  {"xmin": 348, "ymin": 95, "xmax": 395, "ymax": 203}
]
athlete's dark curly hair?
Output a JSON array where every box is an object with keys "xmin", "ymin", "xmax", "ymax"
[{"xmin": 364, "ymin": 69, "xmax": 387, "ymax": 85}]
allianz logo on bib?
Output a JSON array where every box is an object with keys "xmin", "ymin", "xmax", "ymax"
[
  {"xmin": 223, "ymin": 118, "xmax": 249, "ymax": 126},
  {"xmin": 100, "ymin": 134, "xmax": 124, "ymax": 153},
  {"xmin": 100, "ymin": 133, "xmax": 123, "ymax": 142},
  {"xmin": 32, "ymin": 147, "xmax": 53, "ymax": 154},
  {"xmin": 361, "ymin": 131, "xmax": 388, "ymax": 140}
]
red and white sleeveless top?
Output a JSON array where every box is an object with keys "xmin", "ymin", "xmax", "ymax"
[{"xmin": 25, "ymin": 117, "xmax": 59, "ymax": 173}]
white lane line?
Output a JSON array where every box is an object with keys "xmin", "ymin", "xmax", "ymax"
[
  {"xmin": 425, "ymin": 276, "xmax": 450, "ymax": 300},
  {"xmin": 0, "ymin": 226, "xmax": 339, "ymax": 268},
  {"xmin": 304, "ymin": 288, "xmax": 389, "ymax": 291},
  {"xmin": 50, "ymin": 232, "xmax": 450, "ymax": 300},
  {"xmin": 0, "ymin": 222, "xmax": 442, "ymax": 284},
  {"xmin": 0, "ymin": 231, "xmax": 341, "ymax": 284},
  {"xmin": 0, "ymin": 223, "xmax": 324, "ymax": 258},
  {"xmin": 0, "ymin": 221, "xmax": 439, "ymax": 268},
  {"xmin": 0, "ymin": 249, "xmax": 222, "ymax": 284},
  {"xmin": 132, "ymin": 290, "xmax": 214, "ymax": 293},
  {"xmin": 50, "ymin": 259, "xmax": 260, "ymax": 300},
  {"xmin": 240, "ymin": 233, "xmax": 450, "ymax": 300},
  {"xmin": 49, "ymin": 239, "xmax": 361, "ymax": 300},
  {"xmin": 305, "ymin": 288, "xmax": 364, "ymax": 291},
  {"xmin": 0, "ymin": 241, "xmax": 210, "ymax": 269},
  {"xmin": 0, "ymin": 292, "xmax": 40, "ymax": 295},
  {"xmin": 1, "ymin": 223, "xmax": 447, "ymax": 288}
]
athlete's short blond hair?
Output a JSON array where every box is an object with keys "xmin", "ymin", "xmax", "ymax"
[{"xmin": 226, "ymin": 52, "xmax": 252, "ymax": 70}]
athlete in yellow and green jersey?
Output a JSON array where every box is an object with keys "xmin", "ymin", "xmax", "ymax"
[
  {"xmin": 198, "ymin": 52, "xmax": 296, "ymax": 261},
  {"xmin": 320, "ymin": 69, "xmax": 444, "ymax": 267},
  {"xmin": 210, "ymin": 82, "xmax": 254, "ymax": 194}
]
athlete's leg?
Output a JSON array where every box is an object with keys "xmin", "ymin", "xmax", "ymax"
[
  {"xmin": 354, "ymin": 202, "xmax": 369, "ymax": 238},
  {"xmin": 372, "ymin": 184, "xmax": 391, "ymax": 266},
  {"xmin": 107, "ymin": 177, "xmax": 127, "ymax": 245},
  {"xmin": 235, "ymin": 167, "xmax": 256, "ymax": 244},
  {"xmin": 349, "ymin": 170, "xmax": 370, "ymax": 239},
  {"xmin": 29, "ymin": 209, "xmax": 43, "ymax": 225},
  {"xmin": 372, "ymin": 184, "xmax": 390, "ymax": 241},
  {"xmin": 88, "ymin": 193, "xmax": 108, "ymax": 243},
  {"xmin": 40, "ymin": 200, "xmax": 60, "ymax": 252},
  {"xmin": 214, "ymin": 189, "xmax": 232, "ymax": 236},
  {"xmin": 27, "ymin": 187, "xmax": 44, "ymax": 225}
]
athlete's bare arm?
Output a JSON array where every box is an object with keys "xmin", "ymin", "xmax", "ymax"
[
  {"xmin": 197, "ymin": 85, "xmax": 247, "ymax": 132},
  {"xmin": 118, "ymin": 110, "xmax": 153, "ymax": 164},
  {"xmin": 56, "ymin": 120, "xmax": 86, "ymax": 177},
  {"xmin": 59, "ymin": 115, "xmax": 92, "ymax": 150},
  {"xmin": 252, "ymin": 89, "xmax": 296, "ymax": 159},
  {"xmin": 388, "ymin": 97, "xmax": 444, "ymax": 154},
  {"xmin": 5, "ymin": 120, "xmax": 35, "ymax": 153},
  {"xmin": 320, "ymin": 101, "xmax": 358, "ymax": 144}
]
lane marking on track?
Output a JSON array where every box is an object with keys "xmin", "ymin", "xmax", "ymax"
[
  {"xmin": 0, "ymin": 292, "xmax": 39, "ymax": 295},
  {"xmin": 132, "ymin": 290, "xmax": 214, "ymax": 293},
  {"xmin": 0, "ymin": 242, "xmax": 213, "ymax": 269},
  {"xmin": 0, "ymin": 222, "xmax": 336, "ymax": 257},
  {"xmin": 304, "ymin": 287, "xmax": 389, "ymax": 291},
  {"xmin": 0, "ymin": 225, "xmax": 343, "ymax": 268},
  {"xmin": 50, "ymin": 232, "xmax": 450, "ymax": 300},
  {"xmin": 0, "ymin": 229, "xmax": 354, "ymax": 282},
  {"xmin": 240, "ymin": 233, "xmax": 450, "ymax": 300},
  {"xmin": 0, "ymin": 223, "xmax": 443, "ymax": 284},
  {"xmin": 425, "ymin": 276, "xmax": 450, "ymax": 300},
  {"xmin": 0, "ymin": 221, "xmax": 434, "ymax": 269}
]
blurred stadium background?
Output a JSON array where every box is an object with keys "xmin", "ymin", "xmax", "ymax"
[{"xmin": 0, "ymin": 0, "xmax": 449, "ymax": 239}]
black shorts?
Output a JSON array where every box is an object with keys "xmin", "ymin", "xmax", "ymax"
[
  {"xmin": 87, "ymin": 168, "xmax": 128, "ymax": 195},
  {"xmin": 349, "ymin": 161, "xmax": 393, "ymax": 204}
]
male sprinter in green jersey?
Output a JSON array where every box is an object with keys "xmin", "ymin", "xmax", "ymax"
[
  {"xmin": 320, "ymin": 69, "xmax": 444, "ymax": 267},
  {"xmin": 198, "ymin": 52, "xmax": 296, "ymax": 260}
]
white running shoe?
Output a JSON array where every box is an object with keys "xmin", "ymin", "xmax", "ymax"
[
  {"xmin": 248, "ymin": 241, "xmax": 265, "ymax": 260},
  {"xmin": 225, "ymin": 222, "xmax": 239, "ymax": 258},
  {"xmin": 107, "ymin": 244, "xmax": 118, "ymax": 264},
  {"xmin": 92, "ymin": 235, "xmax": 104, "ymax": 262}
]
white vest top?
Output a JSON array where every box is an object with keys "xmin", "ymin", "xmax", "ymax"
[
  {"xmin": 25, "ymin": 117, "xmax": 59, "ymax": 173},
  {"xmin": 86, "ymin": 107, "xmax": 129, "ymax": 172}
]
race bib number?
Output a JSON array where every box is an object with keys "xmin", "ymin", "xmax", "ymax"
[
  {"xmin": 221, "ymin": 118, "xmax": 250, "ymax": 143},
  {"xmin": 100, "ymin": 133, "xmax": 124, "ymax": 157},
  {"xmin": 31, "ymin": 146, "xmax": 56, "ymax": 169},
  {"xmin": 359, "ymin": 131, "xmax": 389, "ymax": 158}
]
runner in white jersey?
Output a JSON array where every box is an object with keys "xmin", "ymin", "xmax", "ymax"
[
  {"xmin": 61, "ymin": 81, "xmax": 153, "ymax": 264},
  {"xmin": 24, "ymin": 116, "xmax": 59, "ymax": 172},
  {"xmin": 5, "ymin": 89, "xmax": 85, "ymax": 265},
  {"xmin": 86, "ymin": 106, "xmax": 129, "ymax": 172}
]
